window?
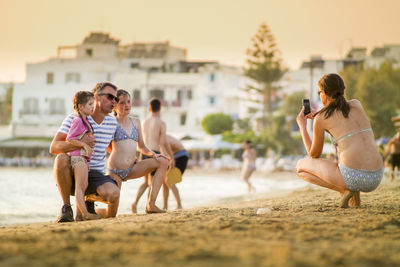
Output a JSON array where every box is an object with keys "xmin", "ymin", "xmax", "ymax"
[
  {"xmin": 209, "ymin": 73, "xmax": 215, "ymax": 82},
  {"xmin": 180, "ymin": 113, "xmax": 187, "ymax": 126},
  {"xmin": 207, "ymin": 96, "xmax": 216, "ymax": 106},
  {"xmin": 133, "ymin": 90, "xmax": 141, "ymax": 100},
  {"xmin": 86, "ymin": 49, "xmax": 93, "ymax": 57},
  {"xmin": 177, "ymin": 90, "xmax": 182, "ymax": 101},
  {"xmin": 187, "ymin": 89, "xmax": 192, "ymax": 100},
  {"xmin": 130, "ymin": 63, "xmax": 139, "ymax": 69},
  {"xmin": 46, "ymin": 73, "xmax": 54, "ymax": 84},
  {"xmin": 65, "ymin": 72, "xmax": 81, "ymax": 83},
  {"xmin": 48, "ymin": 98, "xmax": 65, "ymax": 115},
  {"xmin": 21, "ymin": 98, "xmax": 39, "ymax": 114},
  {"xmin": 149, "ymin": 89, "xmax": 164, "ymax": 99}
]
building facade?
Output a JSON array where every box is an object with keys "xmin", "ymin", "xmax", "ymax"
[{"xmin": 11, "ymin": 32, "xmax": 250, "ymax": 138}]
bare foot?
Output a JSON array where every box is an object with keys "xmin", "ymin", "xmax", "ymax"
[
  {"xmin": 82, "ymin": 212, "xmax": 102, "ymax": 220},
  {"xmin": 349, "ymin": 191, "xmax": 361, "ymax": 207},
  {"xmin": 176, "ymin": 205, "xmax": 183, "ymax": 210},
  {"xmin": 340, "ymin": 190, "xmax": 354, "ymax": 208},
  {"xmin": 146, "ymin": 205, "xmax": 166, "ymax": 214},
  {"xmin": 131, "ymin": 203, "xmax": 137, "ymax": 214},
  {"xmin": 75, "ymin": 210, "xmax": 83, "ymax": 222}
]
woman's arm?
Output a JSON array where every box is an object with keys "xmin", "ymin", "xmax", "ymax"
[{"xmin": 297, "ymin": 107, "xmax": 325, "ymax": 158}]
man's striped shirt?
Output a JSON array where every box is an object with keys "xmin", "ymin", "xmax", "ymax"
[{"xmin": 59, "ymin": 113, "xmax": 118, "ymax": 174}]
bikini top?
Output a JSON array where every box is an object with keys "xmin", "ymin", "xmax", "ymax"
[
  {"xmin": 114, "ymin": 118, "xmax": 139, "ymax": 142},
  {"xmin": 330, "ymin": 128, "xmax": 372, "ymax": 147}
]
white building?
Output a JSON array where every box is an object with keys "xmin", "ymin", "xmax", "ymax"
[{"xmin": 12, "ymin": 32, "xmax": 250, "ymax": 138}]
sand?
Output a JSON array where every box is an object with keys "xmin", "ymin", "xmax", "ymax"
[{"xmin": 1, "ymin": 178, "xmax": 400, "ymax": 267}]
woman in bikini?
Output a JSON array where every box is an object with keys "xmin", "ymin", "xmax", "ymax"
[
  {"xmin": 106, "ymin": 89, "xmax": 169, "ymax": 215},
  {"xmin": 241, "ymin": 140, "xmax": 256, "ymax": 192},
  {"xmin": 296, "ymin": 73, "xmax": 383, "ymax": 208}
]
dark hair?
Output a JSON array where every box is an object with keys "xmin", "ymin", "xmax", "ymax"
[
  {"xmin": 73, "ymin": 91, "xmax": 94, "ymax": 113},
  {"xmin": 92, "ymin": 82, "xmax": 117, "ymax": 94},
  {"xmin": 318, "ymin": 73, "xmax": 350, "ymax": 119},
  {"xmin": 113, "ymin": 89, "xmax": 131, "ymax": 116},
  {"xmin": 149, "ymin": 97, "xmax": 161, "ymax": 112},
  {"xmin": 245, "ymin": 140, "xmax": 252, "ymax": 148},
  {"xmin": 72, "ymin": 91, "xmax": 94, "ymax": 132}
]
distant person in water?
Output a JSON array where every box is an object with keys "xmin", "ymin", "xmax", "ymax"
[
  {"xmin": 387, "ymin": 130, "xmax": 400, "ymax": 181},
  {"xmin": 296, "ymin": 73, "xmax": 383, "ymax": 208},
  {"xmin": 162, "ymin": 134, "xmax": 189, "ymax": 210},
  {"xmin": 107, "ymin": 90, "xmax": 170, "ymax": 214},
  {"xmin": 132, "ymin": 98, "xmax": 172, "ymax": 213},
  {"xmin": 241, "ymin": 140, "xmax": 256, "ymax": 192},
  {"xmin": 66, "ymin": 91, "xmax": 101, "ymax": 221}
]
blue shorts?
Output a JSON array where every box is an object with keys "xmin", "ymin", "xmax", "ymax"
[{"xmin": 70, "ymin": 169, "xmax": 117, "ymax": 196}]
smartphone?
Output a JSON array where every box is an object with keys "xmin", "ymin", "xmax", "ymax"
[{"xmin": 303, "ymin": 99, "xmax": 311, "ymax": 115}]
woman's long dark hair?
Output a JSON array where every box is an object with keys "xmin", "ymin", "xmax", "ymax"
[{"xmin": 318, "ymin": 73, "xmax": 350, "ymax": 119}]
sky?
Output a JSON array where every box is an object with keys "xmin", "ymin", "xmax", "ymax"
[{"xmin": 1, "ymin": 0, "xmax": 400, "ymax": 82}]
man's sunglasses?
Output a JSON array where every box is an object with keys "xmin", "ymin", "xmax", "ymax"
[{"xmin": 97, "ymin": 93, "xmax": 119, "ymax": 102}]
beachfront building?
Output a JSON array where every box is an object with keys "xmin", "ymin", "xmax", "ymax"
[{"xmin": 11, "ymin": 32, "xmax": 250, "ymax": 138}]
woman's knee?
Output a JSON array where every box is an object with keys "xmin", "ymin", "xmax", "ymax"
[{"xmin": 296, "ymin": 158, "xmax": 308, "ymax": 173}]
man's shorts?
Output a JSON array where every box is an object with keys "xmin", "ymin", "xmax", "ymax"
[
  {"xmin": 70, "ymin": 169, "xmax": 118, "ymax": 196},
  {"xmin": 175, "ymin": 156, "xmax": 189, "ymax": 175},
  {"xmin": 174, "ymin": 149, "xmax": 189, "ymax": 175},
  {"xmin": 141, "ymin": 150, "xmax": 160, "ymax": 176},
  {"xmin": 390, "ymin": 153, "xmax": 400, "ymax": 168}
]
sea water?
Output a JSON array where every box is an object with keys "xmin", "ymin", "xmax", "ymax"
[{"xmin": 0, "ymin": 167, "xmax": 307, "ymax": 226}]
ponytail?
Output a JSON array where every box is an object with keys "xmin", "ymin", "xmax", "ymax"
[{"xmin": 320, "ymin": 94, "xmax": 350, "ymax": 119}]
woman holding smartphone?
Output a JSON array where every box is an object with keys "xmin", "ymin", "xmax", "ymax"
[{"xmin": 296, "ymin": 73, "xmax": 383, "ymax": 208}]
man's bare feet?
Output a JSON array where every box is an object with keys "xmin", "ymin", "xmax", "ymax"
[
  {"xmin": 145, "ymin": 205, "xmax": 166, "ymax": 214},
  {"xmin": 131, "ymin": 203, "xmax": 137, "ymax": 214},
  {"xmin": 340, "ymin": 190, "xmax": 354, "ymax": 208}
]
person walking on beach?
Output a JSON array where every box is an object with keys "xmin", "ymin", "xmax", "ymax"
[
  {"xmin": 106, "ymin": 90, "xmax": 169, "ymax": 214},
  {"xmin": 387, "ymin": 130, "xmax": 400, "ymax": 181},
  {"xmin": 296, "ymin": 73, "xmax": 383, "ymax": 208},
  {"xmin": 132, "ymin": 98, "xmax": 172, "ymax": 213},
  {"xmin": 241, "ymin": 140, "xmax": 256, "ymax": 192},
  {"xmin": 50, "ymin": 82, "xmax": 120, "ymax": 222},
  {"xmin": 66, "ymin": 91, "xmax": 101, "ymax": 220},
  {"xmin": 162, "ymin": 134, "xmax": 189, "ymax": 210}
]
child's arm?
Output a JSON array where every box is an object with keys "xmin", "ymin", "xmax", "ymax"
[{"xmin": 67, "ymin": 139, "xmax": 93, "ymax": 157}]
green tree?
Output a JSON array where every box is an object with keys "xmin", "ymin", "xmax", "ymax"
[
  {"xmin": 355, "ymin": 64, "xmax": 398, "ymax": 137},
  {"xmin": 0, "ymin": 83, "xmax": 13, "ymax": 124},
  {"xmin": 244, "ymin": 22, "xmax": 287, "ymax": 127},
  {"xmin": 201, "ymin": 113, "xmax": 233, "ymax": 135},
  {"xmin": 279, "ymin": 91, "xmax": 305, "ymax": 129},
  {"xmin": 261, "ymin": 115, "xmax": 303, "ymax": 155},
  {"xmin": 340, "ymin": 65, "xmax": 362, "ymax": 100}
]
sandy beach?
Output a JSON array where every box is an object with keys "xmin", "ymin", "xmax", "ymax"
[{"xmin": 1, "ymin": 178, "xmax": 400, "ymax": 267}]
